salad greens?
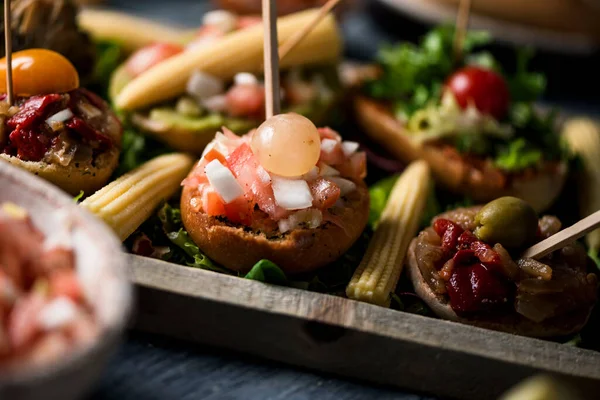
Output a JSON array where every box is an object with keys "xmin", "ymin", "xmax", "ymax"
[
  {"xmin": 88, "ymin": 40, "xmax": 124, "ymax": 99},
  {"xmin": 366, "ymin": 25, "xmax": 564, "ymax": 173}
]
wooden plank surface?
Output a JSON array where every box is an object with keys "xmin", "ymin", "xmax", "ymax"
[{"xmin": 129, "ymin": 255, "xmax": 600, "ymax": 400}]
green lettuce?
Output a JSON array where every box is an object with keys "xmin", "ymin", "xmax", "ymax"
[
  {"xmin": 245, "ymin": 260, "xmax": 288, "ymax": 285},
  {"xmin": 367, "ymin": 25, "xmax": 491, "ymax": 118},
  {"xmin": 495, "ymin": 138, "xmax": 542, "ymax": 171},
  {"xmin": 89, "ymin": 40, "xmax": 124, "ymax": 99},
  {"xmin": 589, "ymin": 248, "xmax": 600, "ymax": 270},
  {"xmin": 368, "ymin": 174, "xmax": 399, "ymax": 228}
]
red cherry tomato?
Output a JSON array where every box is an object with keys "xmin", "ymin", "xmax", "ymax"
[
  {"xmin": 225, "ymin": 84, "xmax": 265, "ymax": 118},
  {"xmin": 445, "ymin": 66, "xmax": 510, "ymax": 119},
  {"xmin": 125, "ymin": 43, "xmax": 184, "ymax": 78}
]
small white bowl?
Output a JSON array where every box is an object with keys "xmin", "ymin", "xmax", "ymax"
[{"xmin": 0, "ymin": 161, "xmax": 133, "ymax": 400}]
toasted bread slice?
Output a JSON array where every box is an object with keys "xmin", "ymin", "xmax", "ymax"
[
  {"xmin": 180, "ymin": 181, "xmax": 370, "ymax": 274},
  {"xmin": 354, "ymin": 95, "xmax": 567, "ymax": 212}
]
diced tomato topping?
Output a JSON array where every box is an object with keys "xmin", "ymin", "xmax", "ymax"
[
  {"xmin": 225, "ymin": 84, "xmax": 265, "ymax": 118},
  {"xmin": 8, "ymin": 292, "xmax": 45, "ymax": 350},
  {"xmin": 319, "ymin": 141, "xmax": 344, "ymax": 166},
  {"xmin": 225, "ymin": 143, "xmax": 287, "ymax": 220},
  {"xmin": 49, "ymin": 270, "xmax": 83, "ymax": 302},
  {"xmin": 205, "ymin": 191, "xmax": 227, "ymax": 216},
  {"xmin": 434, "ymin": 219, "xmax": 464, "ymax": 256},
  {"xmin": 125, "ymin": 43, "xmax": 184, "ymax": 78},
  {"xmin": 310, "ymin": 178, "xmax": 341, "ymax": 210},
  {"xmin": 35, "ymin": 248, "xmax": 74, "ymax": 277},
  {"xmin": 224, "ymin": 197, "xmax": 253, "ymax": 225},
  {"xmin": 318, "ymin": 127, "xmax": 342, "ymax": 142},
  {"xmin": 203, "ymin": 148, "xmax": 227, "ymax": 164},
  {"xmin": 237, "ymin": 16, "xmax": 262, "ymax": 29},
  {"xmin": 337, "ymin": 152, "xmax": 367, "ymax": 180}
]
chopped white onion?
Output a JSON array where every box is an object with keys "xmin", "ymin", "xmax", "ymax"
[
  {"xmin": 204, "ymin": 160, "xmax": 244, "ymax": 203},
  {"xmin": 320, "ymin": 138, "xmax": 338, "ymax": 154},
  {"xmin": 318, "ymin": 163, "xmax": 340, "ymax": 177},
  {"xmin": 234, "ymin": 72, "xmax": 258, "ymax": 86},
  {"xmin": 186, "ymin": 70, "xmax": 224, "ymax": 101},
  {"xmin": 329, "ymin": 177, "xmax": 356, "ymax": 196},
  {"xmin": 38, "ymin": 297, "xmax": 78, "ymax": 331},
  {"xmin": 43, "ymin": 210, "xmax": 74, "ymax": 251},
  {"xmin": 256, "ymin": 166, "xmax": 271, "ymax": 184},
  {"xmin": 202, "ymin": 10, "xmax": 237, "ymax": 33},
  {"xmin": 202, "ymin": 95, "xmax": 228, "ymax": 113},
  {"xmin": 271, "ymin": 177, "xmax": 313, "ymax": 210},
  {"xmin": 45, "ymin": 109, "xmax": 73, "ymax": 125},
  {"xmin": 278, "ymin": 209, "xmax": 323, "ymax": 233},
  {"xmin": 77, "ymin": 103, "xmax": 102, "ymax": 119},
  {"xmin": 341, "ymin": 141, "xmax": 360, "ymax": 157}
]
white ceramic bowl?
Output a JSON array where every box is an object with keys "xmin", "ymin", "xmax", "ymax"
[{"xmin": 0, "ymin": 161, "xmax": 133, "ymax": 400}]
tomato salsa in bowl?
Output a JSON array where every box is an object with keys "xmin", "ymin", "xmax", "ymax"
[{"xmin": 0, "ymin": 161, "xmax": 131, "ymax": 400}]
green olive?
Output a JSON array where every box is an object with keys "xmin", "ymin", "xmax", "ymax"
[{"xmin": 473, "ymin": 196, "xmax": 538, "ymax": 248}]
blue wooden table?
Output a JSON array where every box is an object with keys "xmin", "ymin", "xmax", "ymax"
[{"xmin": 89, "ymin": 1, "xmax": 599, "ymax": 399}]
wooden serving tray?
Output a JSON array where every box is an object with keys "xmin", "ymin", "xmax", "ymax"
[{"xmin": 129, "ymin": 255, "xmax": 600, "ymax": 399}]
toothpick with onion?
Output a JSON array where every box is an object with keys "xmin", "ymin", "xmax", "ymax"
[{"xmin": 180, "ymin": 113, "xmax": 369, "ymax": 273}]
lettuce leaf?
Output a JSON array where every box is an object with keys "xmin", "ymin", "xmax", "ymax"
[
  {"xmin": 495, "ymin": 138, "xmax": 542, "ymax": 171},
  {"xmin": 368, "ymin": 174, "xmax": 399, "ymax": 228},
  {"xmin": 113, "ymin": 126, "xmax": 173, "ymax": 177},
  {"xmin": 88, "ymin": 40, "xmax": 124, "ymax": 99},
  {"xmin": 366, "ymin": 25, "xmax": 491, "ymax": 118},
  {"xmin": 245, "ymin": 260, "xmax": 288, "ymax": 285}
]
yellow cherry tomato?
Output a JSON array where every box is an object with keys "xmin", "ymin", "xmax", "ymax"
[{"xmin": 0, "ymin": 49, "xmax": 79, "ymax": 96}]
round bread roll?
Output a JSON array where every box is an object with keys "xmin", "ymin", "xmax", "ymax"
[
  {"xmin": 354, "ymin": 95, "xmax": 567, "ymax": 212},
  {"xmin": 406, "ymin": 239, "xmax": 595, "ymax": 338},
  {"xmin": 181, "ymin": 181, "xmax": 370, "ymax": 274},
  {"xmin": 0, "ymin": 146, "xmax": 119, "ymax": 196}
]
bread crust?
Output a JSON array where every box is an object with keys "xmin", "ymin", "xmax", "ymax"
[
  {"xmin": 180, "ymin": 181, "xmax": 370, "ymax": 274},
  {"xmin": 354, "ymin": 95, "xmax": 567, "ymax": 212},
  {"xmin": 407, "ymin": 239, "xmax": 594, "ymax": 338},
  {"xmin": 0, "ymin": 146, "xmax": 119, "ymax": 196}
]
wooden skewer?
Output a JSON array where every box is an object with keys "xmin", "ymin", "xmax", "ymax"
[
  {"xmin": 453, "ymin": 0, "xmax": 472, "ymax": 61},
  {"xmin": 278, "ymin": 0, "xmax": 342, "ymax": 61},
  {"xmin": 522, "ymin": 209, "xmax": 600, "ymax": 259},
  {"xmin": 4, "ymin": 0, "xmax": 13, "ymax": 105},
  {"xmin": 262, "ymin": 0, "xmax": 280, "ymax": 119}
]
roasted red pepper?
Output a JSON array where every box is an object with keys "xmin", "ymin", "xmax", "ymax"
[{"xmin": 434, "ymin": 218, "xmax": 514, "ymax": 314}]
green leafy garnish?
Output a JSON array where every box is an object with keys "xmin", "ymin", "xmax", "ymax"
[
  {"xmin": 367, "ymin": 25, "xmax": 491, "ymax": 119},
  {"xmin": 89, "ymin": 40, "xmax": 124, "ymax": 99},
  {"xmin": 368, "ymin": 174, "xmax": 398, "ymax": 228},
  {"xmin": 113, "ymin": 126, "xmax": 172, "ymax": 177},
  {"xmin": 73, "ymin": 190, "xmax": 84, "ymax": 203},
  {"xmin": 495, "ymin": 138, "xmax": 542, "ymax": 171},
  {"xmin": 508, "ymin": 48, "xmax": 546, "ymax": 103},
  {"xmin": 245, "ymin": 260, "xmax": 288, "ymax": 285}
]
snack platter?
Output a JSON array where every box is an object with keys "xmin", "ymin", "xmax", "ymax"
[
  {"xmin": 129, "ymin": 255, "xmax": 600, "ymax": 399},
  {"xmin": 1, "ymin": 2, "xmax": 600, "ymax": 399}
]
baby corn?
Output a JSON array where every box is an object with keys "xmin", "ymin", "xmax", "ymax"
[
  {"xmin": 115, "ymin": 9, "xmax": 342, "ymax": 110},
  {"xmin": 346, "ymin": 160, "xmax": 431, "ymax": 306},
  {"xmin": 78, "ymin": 10, "xmax": 190, "ymax": 52},
  {"xmin": 81, "ymin": 153, "xmax": 194, "ymax": 241},
  {"xmin": 563, "ymin": 118, "xmax": 600, "ymax": 251}
]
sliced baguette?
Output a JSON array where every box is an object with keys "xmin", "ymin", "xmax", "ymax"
[{"xmin": 354, "ymin": 95, "xmax": 567, "ymax": 212}]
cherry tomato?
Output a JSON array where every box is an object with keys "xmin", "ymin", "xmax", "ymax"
[
  {"xmin": 225, "ymin": 84, "xmax": 265, "ymax": 118},
  {"xmin": 0, "ymin": 49, "xmax": 79, "ymax": 96},
  {"xmin": 445, "ymin": 66, "xmax": 510, "ymax": 119},
  {"xmin": 125, "ymin": 43, "xmax": 184, "ymax": 78}
]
